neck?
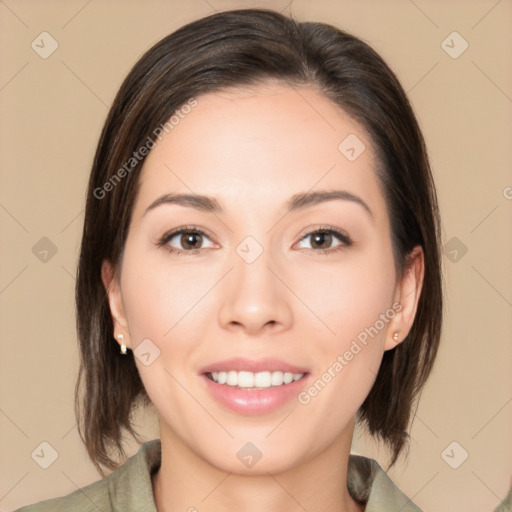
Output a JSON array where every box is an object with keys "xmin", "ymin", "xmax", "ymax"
[{"xmin": 151, "ymin": 420, "xmax": 364, "ymax": 512}]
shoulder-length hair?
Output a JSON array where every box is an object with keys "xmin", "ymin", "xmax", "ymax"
[{"xmin": 75, "ymin": 8, "xmax": 443, "ymax": 475}]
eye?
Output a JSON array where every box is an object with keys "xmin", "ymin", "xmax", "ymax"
[
  {"xmin": 296, "ymin": 226, "xmax": 352, "ymax": 254},
  {"xmin": 157, "ymin": 226, "xmax": 215, "ymax": 255}
]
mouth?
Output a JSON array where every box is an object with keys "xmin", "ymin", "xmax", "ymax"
[{"xmin": 199, "ymin": 358, "xmax": 311, "ymax": 415}]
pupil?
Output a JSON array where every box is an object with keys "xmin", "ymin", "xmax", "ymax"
[
  {"xmin": 183, "ymin": 233, "xmax": 200, "ymax": 249},
  {"xmin": 313, "ymin": 232, "xmax": 331, "ymax": 249}
]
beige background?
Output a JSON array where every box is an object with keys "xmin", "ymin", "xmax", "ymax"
[{"xmin": 1, "ymin": 0, "xmax": 511, "ymax": 510}]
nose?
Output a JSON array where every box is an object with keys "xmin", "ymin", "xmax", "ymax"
[{"xmin": 217, "ymin": 249, "xmax": 293, "ymax": 336}]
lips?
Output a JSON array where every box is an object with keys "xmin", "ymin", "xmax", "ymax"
[
  {"xmin": 199, "ymin": 357, "xmax": 310, "ymax": 375},
  {"xmin": 199, "ymin": 357, "xmax": 311, "ymax": 415}
]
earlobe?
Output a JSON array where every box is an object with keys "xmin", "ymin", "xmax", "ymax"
[
  {"xmin": 117, "ymin": 333, "xmax": 129, "ymax": 355},
  {"xmin": 384, "ymin": 246, "xmax": 424, "ymax": 351},
  {"xmin": 101, "ymin": 259, "xmax": 131, "ymax": 350}
]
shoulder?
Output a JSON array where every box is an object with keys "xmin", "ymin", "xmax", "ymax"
[
  {"xmin": 348, "ymin": 454, "xmax": 423, "ymax": 512},
  {"xmin": 13, "ymin": 472, "xmax": 113, "ymax": 512},
  {"xmin": 13, "ymin": 439, "xmax": 161, "ymax": 512},
  {"xmin": 13, "ymin": 484, "xmax": 109, "ymax": 512},
  {"xmin": 493, "ymin": 485, "xmax": 512, "ymax": 512}
]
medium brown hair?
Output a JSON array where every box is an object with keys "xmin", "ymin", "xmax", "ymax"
[{"xmin": 75, "ymin": 8, "xmax": 443, "ymax": 475}]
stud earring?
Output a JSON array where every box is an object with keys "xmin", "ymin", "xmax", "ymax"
[
  {"xmin": 118, "ymin": 334, "xmax": 128, "ymax": 354},
  {"xmin": 393, "ymin": 331, "xmax": 399, "ymax": 342}
]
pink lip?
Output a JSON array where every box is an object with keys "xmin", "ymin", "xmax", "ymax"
[
  {"xmin": 198, "ymin": 357, "xmax": 311, "ymax": 416},
  {"xmin": 200, "ymin": 373, "xmax": 311, "ymax": 415},
  {"xmin": 199, "ymin": 357, "xmax": 310, "ymax": 374}
]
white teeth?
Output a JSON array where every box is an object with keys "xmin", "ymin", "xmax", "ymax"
[
  {"xmin": 271, "ymin": 371, "xmax": 284, "ymax": 386},
  {"xmin": 254, "ymin": 371, "xmax": 271, "ymax": 387},
  {"xmin": 209, "ymin": 370, "xmax": 305, "ymax": 388},
  {"xmin": 237, "ymin": 371, "xmax": 254, "ymax": 388},
  {"xmin": 216, "ymin": 371, "xmax": 227, "ymax": 384}
]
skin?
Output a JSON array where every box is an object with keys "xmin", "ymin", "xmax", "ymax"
[{"xmin": 102, "ymin": 83, "xmax": 424, "ymax": 512}]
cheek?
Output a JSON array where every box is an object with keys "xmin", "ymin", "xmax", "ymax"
[
  {"xmin": 291, "ymin": 245, "xmax": 396, "ymax": 403},
  {"xmin": 118, "ymin": 247, "xmax": 209, "ymax": 413},
  {"xmin": 118, "ymin": 240, "xmax": 224, "ymax": 400},
  {"xmin": 293, "ymin": 249, "xmax": 396, "ymax": 346},
  {"xmin": 292, "ymin": 258, "xmax": 395, "ymax": 439},
  {"xmin": 120, "ymin": 242, "xmax": 213, "ymax": 343}
]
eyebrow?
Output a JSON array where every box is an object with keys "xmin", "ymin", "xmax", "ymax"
[{"xmin": 143, "ymin": 190, "xmax": 373, "ymax": 218}]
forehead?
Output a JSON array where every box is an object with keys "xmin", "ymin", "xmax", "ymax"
[{"xmin": 133, "ymin": 83, "xmax": 386, "ymax": 220}]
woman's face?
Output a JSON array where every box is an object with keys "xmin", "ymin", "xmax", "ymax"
[{"xmin": 103, "ymin": 83, "xmax": 422, "ymax": 474}]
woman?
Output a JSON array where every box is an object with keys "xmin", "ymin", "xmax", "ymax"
[{"xmin": 16, "ymin": 8, "xmax": 443, "ymax": 511}]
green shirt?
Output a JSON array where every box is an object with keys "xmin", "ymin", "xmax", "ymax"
[{"xmin": 14, "ymin": 438, "xmax": 424, "ymax": 511}]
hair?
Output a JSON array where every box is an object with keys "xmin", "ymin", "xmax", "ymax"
[{"xmin": 75, "ymin": 8, "xmax": 443, "ymax": 475}]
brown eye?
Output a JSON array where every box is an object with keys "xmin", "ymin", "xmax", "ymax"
[
  {"xmin": 180, "ymin": 232, "xmax": 203, "ymax": 250},
  {"xmin": 296, "ymin": 228, "xmax": 352, "ymax": 253},
  {"xmin": 310, "ymin": 231, "xmax": 333, "ymax": 250},
  {"xmin": 158, "ymin": 227, "xmax": 215, "ymax": 255}
]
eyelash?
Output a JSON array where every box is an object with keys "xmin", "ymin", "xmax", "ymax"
[{"xmin": 156, "ymin": 224, "xmax": 353, "ymax": 257}]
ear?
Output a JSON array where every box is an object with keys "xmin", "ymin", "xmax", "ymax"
[
  {"xmin": 384, "ymin": 245, "xmax": 424, "ymax": 351},
  {"xmin": 101, "ymin": 259, "xmax": 131, "ymax": 350}
]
